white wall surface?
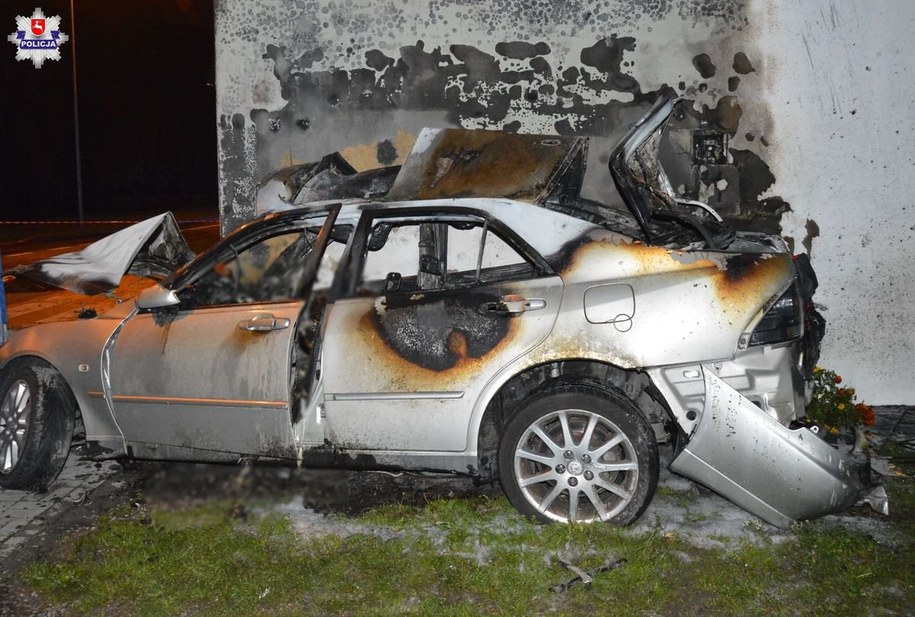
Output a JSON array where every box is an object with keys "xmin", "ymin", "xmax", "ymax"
[{"xmin": 759, "ymin": 0, "xmax": 915, "ymax": 403}]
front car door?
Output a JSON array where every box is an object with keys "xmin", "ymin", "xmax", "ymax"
[
  {"xmin": 320, "ymin": 207, "xmax": 562, "ymax": 454},
  {"xmin": 107, "ymin": 207, "xmax": 339, "ymax": 459}
]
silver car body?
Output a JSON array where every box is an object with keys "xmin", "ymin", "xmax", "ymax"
[{"xmin": 0, "ymin": 98, "xmax": 883, "ymax": 527}]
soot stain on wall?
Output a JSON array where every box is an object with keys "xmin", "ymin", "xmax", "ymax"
[
  {"xmin": 217, "ymin": 1, "xmax": 786, "ymax": 239},
  {"xmin": 257, "ymin": 36, "xmax": 654, "ymax": 134}
]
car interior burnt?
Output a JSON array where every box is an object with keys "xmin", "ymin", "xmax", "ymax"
[
  {"xmin": 607, "ymin": 97, "xmax": 737, "ymax": 250},
  {"xmin": 356, "ymin": 217, "xmax": 537, "ymax": 297},
  {"xmin": 176, "ymin": 228, "xmax": 316, "ymax": 307},
  {"xmin": 339, "ymin": 215, "xmax": 547, "ymax": 371}
]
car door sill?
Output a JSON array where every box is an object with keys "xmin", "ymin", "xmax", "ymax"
[{"xmin": 325, "ymin": 391, "xmax": 464, "ymax": 401}]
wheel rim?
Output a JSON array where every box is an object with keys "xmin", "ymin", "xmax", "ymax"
[
  {"xmin": 0, "ymin": 379, "xmax": 31, "ymax": 474},
  {"xmin": 513, "ymin": 408, "xmax": 639, "ymax": 523}
]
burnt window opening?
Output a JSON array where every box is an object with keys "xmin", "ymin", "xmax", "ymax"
[
  {"xmin": 177, "ymin": 216, "xmax": 346, "ymax": 308},
  {"xmin": 356, "ymin": 218, "xmax": 535, "ymax": 297}
]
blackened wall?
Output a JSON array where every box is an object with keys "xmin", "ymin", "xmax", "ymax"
[
  {"xmin": 215, "ymin": 0, "xmax": 781, "ymax": 235},
  {"xmin": 216, "ymin": 0, "xmax": 913, "ymax": 403}
]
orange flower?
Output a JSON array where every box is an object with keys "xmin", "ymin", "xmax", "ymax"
[
  {"xmin": 837, "ymin": 388, "xmax": 848, "ymax": 397},
  {"xmin": 834, "ymin": 374, "xmax": 843, "ymax": 384},
  {"xmin": 856, "ymin": 403, "xmax": 876, "ymax": 426}
]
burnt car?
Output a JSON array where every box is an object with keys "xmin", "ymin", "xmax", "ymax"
[{"xmin": 0, "ymin": 97, "xmax": 886, "ymax": 527}]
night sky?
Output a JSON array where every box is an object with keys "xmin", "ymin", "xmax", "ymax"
[{"xmin": 0, "ymin": 0, "xmax": 216, "ymax": 221}]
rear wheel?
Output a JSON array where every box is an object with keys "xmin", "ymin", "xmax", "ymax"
[
  {"xmin": 498, "ymin": 384, "xmax": 658, "ymax": 524},
  {"xmin": 0, "ymin": 361, "xmax": 76, "ymax": 491}
]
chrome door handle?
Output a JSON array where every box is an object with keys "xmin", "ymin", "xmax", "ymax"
[
  {"xmin": 480, "ymin": 296, "xmax": 547, "ymax": 315},
  {"xmin": 238, "ymin": 313, "xmax": 290, "ymax": 332}
]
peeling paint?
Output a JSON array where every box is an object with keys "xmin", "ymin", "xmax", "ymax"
[
  {"xmin": 802, "ymin": 218, "xmax": 820, "ymax": 255},
  {"xmin": 216, "ymin": 0, "xmax": 791, "ymax": 236},
  {"xmin": 692, "ymin": 53, "xmax": 717, "ymax": 79},
  {"xmin": 732, "ymin": 51, "xmax": 756, "ymax": 75}
]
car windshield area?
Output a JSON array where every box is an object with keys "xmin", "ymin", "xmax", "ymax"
[
  {"xmin": 179, "ymin": 227, "xmax": 319, "ymax": 307},
  {"xmin": 175, "ymin": 212, "xmax": 348, "ymax": 309}
]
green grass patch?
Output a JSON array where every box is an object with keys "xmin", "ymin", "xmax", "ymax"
[{"xmin": 22, "ymin": 471, "xmax": 915, "ymax": 616}]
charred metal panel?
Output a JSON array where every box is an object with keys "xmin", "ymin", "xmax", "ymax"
[
  {"xmin": 526, "ymin": 231, "xmax": 796, "ymax": 368},
  {"xmin": 254, "ymin": 152, "xmax": 355, "ymax": 214},
  {"xmin": 385, "ymin": 128, "xmax": 586, "ymax": 203},
  {"xmin": 368, "ymin": 290, "xmax": 514, "ymax": 372},
  {"xmin": 11, "ymin": 213, "xmax": 193, "ymax": 295}
]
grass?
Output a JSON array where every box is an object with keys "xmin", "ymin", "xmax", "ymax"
[{"xmin": 20, "ymin": 439, "xmax": 915, "ymax": 616}]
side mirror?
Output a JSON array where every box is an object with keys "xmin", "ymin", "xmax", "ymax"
[{"xmin": 136, "ymin": 283, "xmax": 180, "ymax": 310}]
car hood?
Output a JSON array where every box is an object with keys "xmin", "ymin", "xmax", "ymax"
[{"xmin": 9, "ymin": 212, "xmax": 194, "ymax": 295}]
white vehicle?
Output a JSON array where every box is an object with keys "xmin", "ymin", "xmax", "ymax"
[{"xmin": 0, "ymin": 97, "xmax": 885, "ymax": 526}]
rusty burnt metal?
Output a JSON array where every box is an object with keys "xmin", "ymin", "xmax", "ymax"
[
  {"xmin": 555, "ymin": 232, "xmax": 791, "ymax": 311},
  {"xmin": 352, "ymin": 295, "xmax": 525, "ymax": 388},
  {"xmin": 257, "ymin": 152, "xmax": 356, "ymax": 203},
  {"xmin": 368, "ymin": 289, "xmax": 516, "ymax": 372},
  {"xmin": 384, "ymin": 128, "xmax": 587, "ymax": 203}
]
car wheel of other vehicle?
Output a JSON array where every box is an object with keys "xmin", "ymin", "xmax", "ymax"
[
  {"xmin": 498, "ymin": 384, "xmax": 658, "ymax": 525},
  {"xmin": 0, "ymin": 361, "xmax": 76, "ymax": 491}
]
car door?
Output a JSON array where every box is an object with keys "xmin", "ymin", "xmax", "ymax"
[
  {"xmin": 320, "ymin": 209, "xmax": 562, "ymax": 452},
  {"xmin": 107, "ymin": 207, "xmax": 339, "ymax": 458}
]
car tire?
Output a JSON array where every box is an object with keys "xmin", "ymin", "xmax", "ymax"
[
  {"xmin": 498, "ymin": 383, "xmax": 658, "ymax": 524},
  {"xmin": 0, "ymin": 361, "xmax": 76, "ymax": 491}
]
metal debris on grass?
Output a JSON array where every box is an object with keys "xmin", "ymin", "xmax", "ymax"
[{"xmin": 550, "ymin": 557, "xmax": 627, "ymax": 593}]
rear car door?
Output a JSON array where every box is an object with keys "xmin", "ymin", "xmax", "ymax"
[
  {"xmin": 320, "ymin": 209, "xmax": 562, "ymax": 452},
  {"xmin": 108, "ymin": 207, "xmax": 339, "ymax": 458}
]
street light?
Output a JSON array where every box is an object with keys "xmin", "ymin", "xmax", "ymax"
[{"xmin": 70, "ymin": 0, "xmax": 83, "ymax": 225}]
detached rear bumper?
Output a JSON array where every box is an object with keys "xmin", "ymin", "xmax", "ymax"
[{"xmin": 669, "ymin": 369, "xmax": 886, "ymax": 528}]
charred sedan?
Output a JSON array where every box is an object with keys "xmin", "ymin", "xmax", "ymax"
[{"xmin": 0, "ymin": 98, "xmax": 886, "ymax": 527}]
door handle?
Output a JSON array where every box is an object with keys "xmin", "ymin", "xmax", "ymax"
[
  {"xmin": 238, "ymin": 313, "xmax": 290, "ymax": 332},
  {"xmin": 480, "ymin": 296, "xmax": 547, "ymax": 315}
]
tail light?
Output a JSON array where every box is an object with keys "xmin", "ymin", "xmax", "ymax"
[{"xmin": 748, "ymin": 284, "xmax": 803, "ymax": 347}]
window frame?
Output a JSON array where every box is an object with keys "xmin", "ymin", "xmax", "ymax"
[
  {"xmin": 333, "ymin": 205, "xmax": 555, "ymax": 300},
  {"xmin": 163, "ymin": 205, "xmax": 343, "ymax": 310}
]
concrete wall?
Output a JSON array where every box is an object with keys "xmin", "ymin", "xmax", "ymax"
[
  {"xmin": 761, "ymin": 2, "xmax": 915, "ymax": 405},
  {"xmin": 215, "ymin": 0, "xmax": 914, "ymax": 404}
]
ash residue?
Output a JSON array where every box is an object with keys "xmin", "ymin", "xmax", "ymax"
[
  {"xmin": 132, "ymin": 461, "xmax": 487, "ymax": 516},
  {"xmin": 124, "ymin": 405, "xmax": 915, "ymax": 551}
]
